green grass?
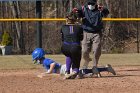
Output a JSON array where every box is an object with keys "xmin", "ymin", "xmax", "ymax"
[
  {"xmin": 0, "ymin": 55, "xmax": 39, "ymax": 70},
  {"xmin": 0, "ymin": 55, "xmax": 66, "ymax": 70},
  {"xmin": 98, "ymin": 53, "xmax": 140, "ymax": 66},
  {"xmin": 0, "ymin": 54, "xmax": 140, "ymax": 70}
]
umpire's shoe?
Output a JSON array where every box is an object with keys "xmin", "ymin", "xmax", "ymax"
[
  {"xmin": 106, "ymin": 64, "xmax": 116, "ymax": 75},
  {"xmin": 92, "ymin": 66, "xmax": 101, "ymax": 78}
]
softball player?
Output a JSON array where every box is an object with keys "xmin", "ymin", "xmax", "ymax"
[
  {"xmin": 61, "ymin": 12, "xmax": 83, "ymax": 79},
  {"xmin": 32, "ymin": 48, "xmax": 69, "ymax": 78}
]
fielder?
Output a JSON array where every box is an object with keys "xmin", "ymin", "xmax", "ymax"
[{"xmin": 61, "ymin": 11, "xmax": 83, "ymax": 79}]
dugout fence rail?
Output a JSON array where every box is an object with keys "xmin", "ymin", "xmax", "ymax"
[{"xmin": 0, "ymin": 18, "xmax": 140, "ymax": 21}]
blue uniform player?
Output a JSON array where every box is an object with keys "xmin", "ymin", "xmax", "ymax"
[{"xmin": 32, "ymin": 48, "xmax": 67, "ymax": 78}]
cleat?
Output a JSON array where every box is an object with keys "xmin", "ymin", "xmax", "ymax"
[
  {"xmin": 63, "ymin": 72, "xmax": 70, "ymax": 79},
  {"xmin": 64, "ymin": 71, "xmax": 78, "ymax": 79},
  {"xmin": 64, "ymin": 74, "xmax": 70, "ymax": 79},
  {"xmin": 92, "ymin": 66, "xmax": 101, "ymax": 78},
  {"xmin": 78, "ymin": 69, "xmax": 84, "ymax": 79},
  {"xmin": 106, "ymin": 64, "xmax": 116, "ymax": 75}
]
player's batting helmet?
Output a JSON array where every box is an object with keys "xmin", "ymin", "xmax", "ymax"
[{"xmin": 32, "ymin": 48, "xmax": 45, "ymax": 61}]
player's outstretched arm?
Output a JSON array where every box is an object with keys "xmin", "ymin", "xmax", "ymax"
[{"xmin": 46, "ymin": 63, "xmax": 56, "ymax": 74}]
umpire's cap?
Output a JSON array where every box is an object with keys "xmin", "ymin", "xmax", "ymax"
[{"xmin": 87, "ymin": 0, "xmax": 97, "ymax": 5}]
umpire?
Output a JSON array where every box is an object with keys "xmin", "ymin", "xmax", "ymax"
[{"xmin": 75, "ymin": 0, "xmax": 109, "ymax": 69}]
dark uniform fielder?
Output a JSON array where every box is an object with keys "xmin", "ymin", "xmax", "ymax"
[{"xmin": 61, "ymin": 13, "xmax": 83, "ymax": 79}]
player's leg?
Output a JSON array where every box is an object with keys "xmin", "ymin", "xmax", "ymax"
[
  {"xmin": 65, "ymin": 57, "xmax": 71, "ymax": 74},
  {"xmin": 72, "ymin": 46, "xmax": 82, "ymax": 79},
  {"xmin": 60, "ymin": 64, "xmax": 66, "ymax": 75},
  {"xmin": 65, "ymin": 44, "xmax": 82, "ymax": 79},
  {"xmin": 61, "ymin": 43, "xmax": 71, "ymax": 74}
]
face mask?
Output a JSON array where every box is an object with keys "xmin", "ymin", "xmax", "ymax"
[
  {"xmin": 37, "ymin": 60, "xmax": 41, "ymax": 64},
  {"xmin": 88, "ymin": 5, "xmax": 95, "ymax": 10},
  {"xmin": 34, "ymin": 60, "xmax": 41, "ymax": 64}
]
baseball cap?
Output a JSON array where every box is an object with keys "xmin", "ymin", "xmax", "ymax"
[{"xmin": 87, "ymin": 0, "xmax": 97, "ymax": 5}]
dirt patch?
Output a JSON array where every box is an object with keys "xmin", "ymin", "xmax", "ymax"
[{"xmin": 0, "ymin": 66, "xmax": 140, "ymax": 93}]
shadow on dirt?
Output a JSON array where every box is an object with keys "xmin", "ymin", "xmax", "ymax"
[
  {"xmin": 100, "ymin": 74, "xmax": 140, "ymax": 78},
  {"xmin": 117, "ymin": 69, "xmax": 140, "ymax": 72},
  {"xmin": 81, "ymin": 73, "xmax": 140, "ymax": 79}
]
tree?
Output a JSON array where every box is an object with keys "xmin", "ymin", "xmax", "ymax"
[
  {"xmin": 1, "ymin": 31, "xmax": 13, "ymax": 46},
  {"xmin": 9, "ymin": 1, "xmax": 25, "ymax": 53}
]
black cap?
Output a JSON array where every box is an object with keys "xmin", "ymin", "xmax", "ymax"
[{"xmin": 87, "ymin": 0, "xmax": 97, "ymax": 5}]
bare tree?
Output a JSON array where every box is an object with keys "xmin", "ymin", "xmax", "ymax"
[{"xmin": 9, "ymin": 1, "xmax": 25, "ymax": 53}]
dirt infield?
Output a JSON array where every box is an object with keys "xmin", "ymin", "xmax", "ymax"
[{"xmin": 0, "ymin": 66, "xmax": 140, "ymax": 93}]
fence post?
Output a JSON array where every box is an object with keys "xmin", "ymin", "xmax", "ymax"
[
  {"xmin": 136, "ymin": 0, "xmax": 139, "ymax": 53},
  {"xmin": 36, "ymin": 1, "xmax": 42, "ymax": 48}
]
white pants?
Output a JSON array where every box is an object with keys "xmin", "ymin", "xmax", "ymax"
[{"xmin": 60, "ymin": 64, "xmax": 72, "ymax": 75}]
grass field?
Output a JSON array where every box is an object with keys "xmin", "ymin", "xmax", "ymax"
[{"xmin": 0, "ymin": 53, "xmax": 140, "ymax": 70}]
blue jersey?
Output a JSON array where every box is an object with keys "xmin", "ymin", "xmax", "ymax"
[{"xmin": 42, "ymin": 58, "xmax": 61, "ymax": 73}]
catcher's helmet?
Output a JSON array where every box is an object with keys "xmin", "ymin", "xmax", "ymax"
[{"xmin": 32, "ymin": 48, "xmax": 45, "ymax": 61}]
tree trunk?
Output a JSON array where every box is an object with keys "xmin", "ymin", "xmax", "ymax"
[{"xmin": 9, "ymin": 1, "xmax": 22, "ymax": 53}]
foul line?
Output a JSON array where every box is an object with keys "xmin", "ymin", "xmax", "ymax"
[{"xmin": 0, "ymin": 18, "xmax": 140, "ymax": 21}]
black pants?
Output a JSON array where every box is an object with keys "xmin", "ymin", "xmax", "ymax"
[{"xmin": 61, "ymin": 43, "xmax": 82, "ymax": 70}]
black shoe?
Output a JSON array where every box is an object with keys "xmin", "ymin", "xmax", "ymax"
[
  {"xmin": 106, "ymin": 64, "xmax": 116, "ymax": 75},
  {"xmin": 92, "ymin": 66, "xmax": 101, "ymax": 78},
  {"xmin": 78, "ymin": 69, "xmax": 84, "ymax": 79}
]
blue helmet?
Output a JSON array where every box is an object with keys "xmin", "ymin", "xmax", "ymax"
[{"xmin": 32, "ymin": 48, "xmax": 45, "ymax": 61}]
